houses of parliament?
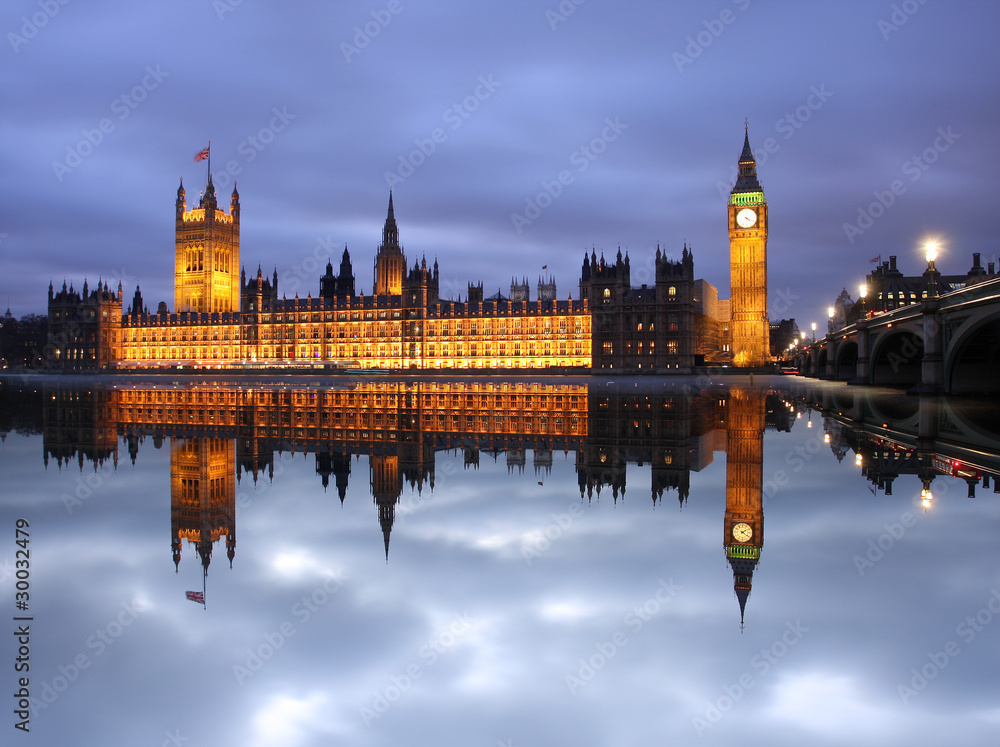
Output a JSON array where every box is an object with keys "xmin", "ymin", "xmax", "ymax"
[{"xmin": 45, "ymin": 131, "xmax": 771, "ymax": 371}]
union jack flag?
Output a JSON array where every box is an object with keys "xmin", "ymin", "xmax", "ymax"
[
  {"xmin": 194, "ymin": 146, "xmax": 210, "ymax": 162},
  {"xmin": 186, "ymin": 590, "xmax": 205, "ymax": 605}
]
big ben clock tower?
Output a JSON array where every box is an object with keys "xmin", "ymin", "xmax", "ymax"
[{"xmin": 729, "ymin": 126, "xmax": 769, "ymax": 367}]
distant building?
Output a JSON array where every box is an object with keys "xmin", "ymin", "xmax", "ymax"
[
  {"xmin": 769, "ymin": 318, "xmax": 799, "ymax": 358},
  {"xmin": 862, "ymin": 253, "xmax": 993, "ymax": 316},
  {"xmin": 693, "ymin": 279, "xmax": 729, "ymax": 365}
]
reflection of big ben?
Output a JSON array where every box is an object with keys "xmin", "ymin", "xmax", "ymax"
[
  {"xmin": 170, "ymin": 438, "xmax": 237, "ymax": 573},
  {"xmin": 724, "ymin": 387, "xmax": 765, "ymax": 625},
  {"xmin": 729, "ymin": 127, "xmax": 769, "ymax": 367}
]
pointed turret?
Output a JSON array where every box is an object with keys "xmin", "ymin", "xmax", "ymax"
[
  {"xmin": 732, "ymin": 126, "xmax": 763, "ymax": 193},
  {"xmin": 383, "ymin": 191, "xmax": 399, "ymax": 249},
  {"xmin": 132, "ymin": 286, "xmax": 143, "ymax": 317},
  {"xmin": 230, "ymin": 182, "xmax": 240, "ymax": 220},
  {"xmin": 176, "ymin": 178, "xmax": 186, "ymax": 218}
]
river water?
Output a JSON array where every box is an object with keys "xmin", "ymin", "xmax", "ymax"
[{"xmin": 1, "ymin": 374, "xmax": 997, "ymax": 746}]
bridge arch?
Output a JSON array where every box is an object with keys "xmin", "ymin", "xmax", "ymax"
[
  {"xmin": 870, "ymin": 328, "xmax": 924, "ymax": 388},
  {"xmin": 835, "ymin": 340, "xmax": 858, "ymax": 381},
  {"xmin": 947, "ymin": 311, "xmax": 1000, "ymax": 395}
]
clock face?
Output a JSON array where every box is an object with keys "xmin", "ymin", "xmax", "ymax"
[
  {"xmin": 732, "ymin": 523, "xmax": 753, "ymax": 542},
  {"xmin": 736, "ymin": 208, "xmax": 757, "ymax": 228}
]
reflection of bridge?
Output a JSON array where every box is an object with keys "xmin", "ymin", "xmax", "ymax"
[
  {"xmin": 790, "ymin": 276, "xmax": 1000, "ymax": 394},
  {"xmin": 786, "ymin": 379, "xmax": 1000, "ymax": 501}
]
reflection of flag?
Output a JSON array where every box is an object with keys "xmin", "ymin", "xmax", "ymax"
[
  {"xmin": 541, "ymin": 265, "xmax": 547, "ymax": 270},
  {"xmin": 538, "ymin": 481, "xmax": 544, "ymax": 486},
  {"xmin": 194, "ymin": 146, "xmax": 210, "ymax": 162},
  {"xmin": 869, "ymin": 255, "xmax": 881, "ymax": 264},
  {"xmin": 186, "ymin": 591, "xmax": 205, "ymax": 604}
]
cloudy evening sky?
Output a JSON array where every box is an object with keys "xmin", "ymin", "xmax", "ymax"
[{"xmin": 2, "ymin": 0, "xmax": 998, "ymax": 324}]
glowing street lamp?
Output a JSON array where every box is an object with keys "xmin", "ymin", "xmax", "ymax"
[
  {"xmin": 811, "ymin": 322, "xmax": 817, "ymax": 341},
  {"xmin": 924, "ymin": 240, "xmax": 940, "ymax": 298},
  {"xmin": 827, "ymin": 305, "xmax": 836, "ymax": 333}
]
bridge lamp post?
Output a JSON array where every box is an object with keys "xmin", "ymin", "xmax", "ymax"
[
  {"xmin": 924, "ymin": 241, "xmax": 939, "ymax": 298},
  {"xmin": 858, "ymin": 284, "xmax": 867, "ymax": 319},
  {"xmin": 827, "ymin": 306, "xmax": 835, "ymax": 333},
  {"xmin": 811, "ymin": 322, "xmax": 817, "ymax": 342}
]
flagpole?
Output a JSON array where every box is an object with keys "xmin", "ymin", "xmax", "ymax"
[
  {"xmin": 203, "ymin": 567, "xmax": 207, "ymax": 611},
  {"xmin": 207, "ymin": 140, "xmax": 211, "ymax": 183}
]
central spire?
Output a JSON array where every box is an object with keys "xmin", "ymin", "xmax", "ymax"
[
  {"xmin": 374, "ymin": 192, "xmax": 405, "ymax": 295},
  {"xmin": 382, "ymin": 191, "xmax": 399, "ymax": 249}
]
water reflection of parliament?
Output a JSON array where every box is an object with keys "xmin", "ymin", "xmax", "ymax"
[{"xmin": 42, "ymin": 382, "xmax": 789, "ymax": 621}]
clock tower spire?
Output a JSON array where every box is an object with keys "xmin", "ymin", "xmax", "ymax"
[{"xmin": 728, "ymin": 126, "xmax": 770, "ymax": 367}]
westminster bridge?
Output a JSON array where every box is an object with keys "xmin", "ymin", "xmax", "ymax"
[{"xmin": 789, "ymin": 275, "xmax": 1000, "ymax": 394}]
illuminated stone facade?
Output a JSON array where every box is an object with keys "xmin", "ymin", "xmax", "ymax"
[
  {"xmin": 47, "ymin": 150, "xmax": 753, "ymax": 371},
  {"xmin": 175, "ymin": 177, "xmax": 240, "ymax": 314},
  {"xmin": 729, "ymin": 129, "xmax": 770, "ymax": 367}
]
